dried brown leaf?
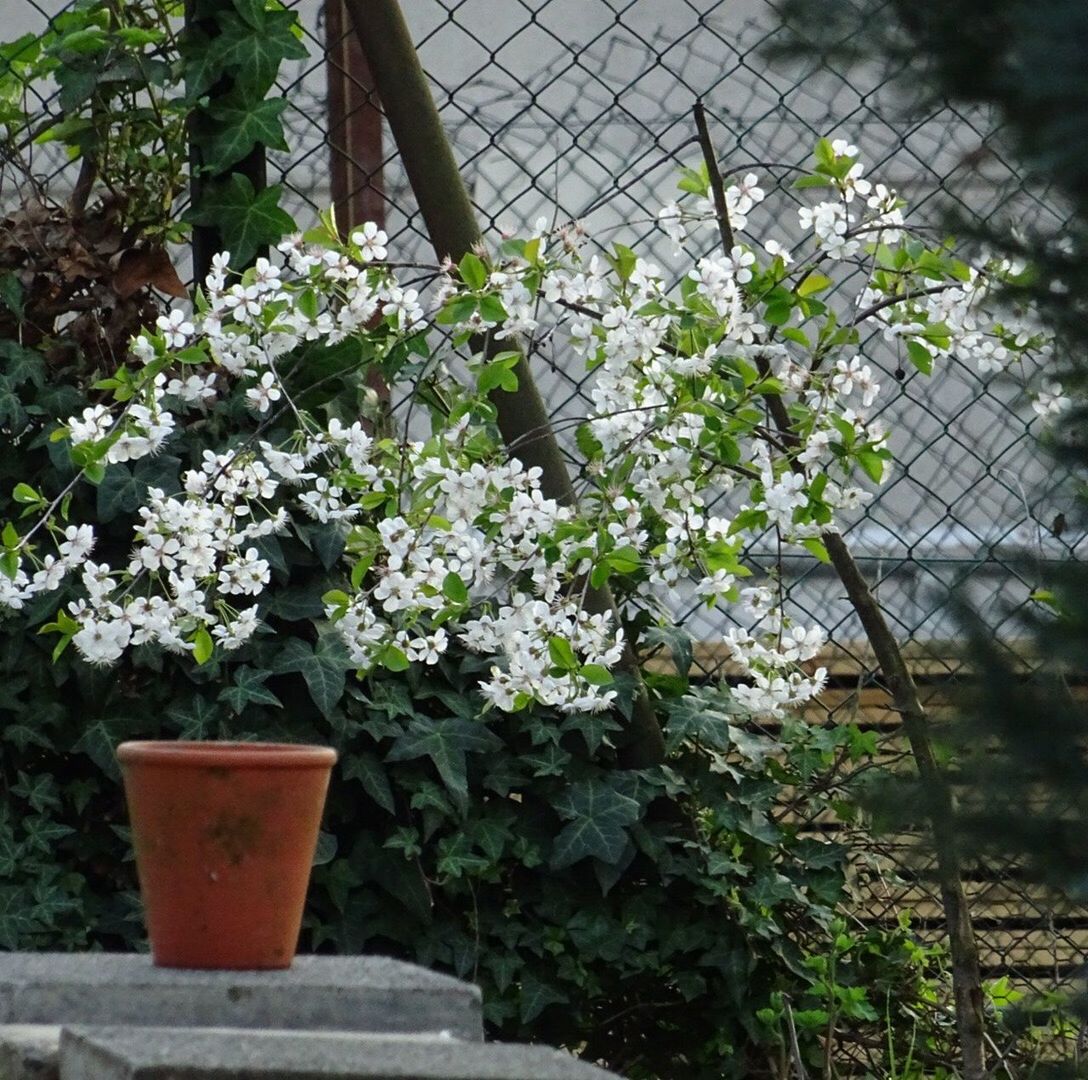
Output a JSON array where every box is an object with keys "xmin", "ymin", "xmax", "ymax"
[{"xmin": 113, "ymin": 247, "xmax": 186, "ymax": 300}]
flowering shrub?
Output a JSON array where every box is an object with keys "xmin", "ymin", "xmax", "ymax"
[
  {"xmin": 0, "ymin": 133, "xmax": 1055, "ymax": 1076},
  {"xmin": 0, "ymin": 137, "xmax": 1054, "ymax": 724}
]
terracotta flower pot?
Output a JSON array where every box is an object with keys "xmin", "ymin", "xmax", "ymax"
[{"xmin": 116, "ymin": 741, "xmax": 337, "ymax": 970}]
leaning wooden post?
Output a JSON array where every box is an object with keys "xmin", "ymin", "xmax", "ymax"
[{"xmin": 340, "ymin": 0, "xmax": 665, "ymax": 768}]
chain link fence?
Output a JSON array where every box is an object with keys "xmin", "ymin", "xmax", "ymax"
[{"xmin": 5, "ymin": 0, "xmax": 1086, "ymax": 1017}]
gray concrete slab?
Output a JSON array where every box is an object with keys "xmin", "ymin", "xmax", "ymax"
[
  {"xmin": 0, "ymin": 1025, "xmax": 59, "ymax": 1080},
  {"xmin": 0, "ymin": 956, "xmax": 481, "ymax": 1041},
  {"xmin": 59, "ymin": 1027, "xmax": 622, "ymax": 1080}
]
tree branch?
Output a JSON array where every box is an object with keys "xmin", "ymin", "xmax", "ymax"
[{"xmin": 695, "ymin": 104, "xmax": 988, "ymax": 1080}]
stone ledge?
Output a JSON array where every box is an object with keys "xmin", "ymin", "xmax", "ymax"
[
  {"xmin": 59, "ymin": 1027, "xmax": 623, "ymax": 1080},
  {"xmin": 0, "ymin": 1025, "xmax": 58, "ymax": 1080},
  {"xmin": 0, "ymin": 955, "xmax": 481, "ymax": 1041}
]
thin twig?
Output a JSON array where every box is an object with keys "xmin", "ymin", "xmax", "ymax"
[{"xmin": 693, "ymin": 101, "xmax": 735, "ymax": 253}]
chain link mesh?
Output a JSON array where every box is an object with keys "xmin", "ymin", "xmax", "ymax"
[{"xmin": 5, "ymin": 0, "xmax": 1084, "ymax": 1011}]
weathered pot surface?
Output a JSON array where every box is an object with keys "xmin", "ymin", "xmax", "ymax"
[{"xmin": 117, "ymin": 740, "xmax": 337, "ymax": 970}]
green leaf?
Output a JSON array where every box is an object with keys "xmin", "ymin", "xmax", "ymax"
[
  {"xmin": 518, "ymin": 972, "xmax": 569, "ymax": 1024},
  {"xmin": 458, "ymin": 252, "xmax": 487, "ymax": 290},
  {"xmin": 0, "ymin": 378, "xmax": 27, "ymax": 433},
  {"xmin": 192, "ymin": 627, "xmax": 214, "ymax": 666},
  {"xmin": 386, "ymin": 716, "xmax": 502, "ymax": 805},
  {"xmin": 0, "ymin": 272, "xmax": 24, "ymax": 318},
  {"xmin": 643, "ymin": 625, "xmax": 693, "ymax": 678},
  {"xmin": 188, "ymin": 175, "xmax": 295, "ymax": 266},
  {"xmin": 547, "ymin": 636, "xmax": 578, "ymax": 672},
  {"xmin": 261, "ymin": 583, "xmax": 327, "ymax": 621},
  {"xmin": 72, "ymin": 718, "xmax": 142, "ymax": 780},
  {"xmin": 311, "ymin": 831, "xmax": 337, "ymax": 866},
  {"xmin": 272, "ymin": 636, "xmax": 349, "ymax": 718},
  {"xmin": 0, "ymin": 341, "xmax": 45, "ymax": 387},
  {"xmin": 218, "ymin": 667, "xmax": 282, "ymax": 714},
  {"xmin": 579, "ymin": 663, "xmax": 613, "ymax": 686},
  {"xmin": 856, "ymin": 449, "xmax": 886, "ymax": 484},
  {"xmin": 442, "ymin": 571, "xmax": 469, "ymax": 605},
  {"xmin": 232, "ymin": 0, "xmax": 267, "ymax": 29},
  {"xmin": 551, "ymin": 780, "xmax": 640, "ymax": 868},
  {"xmin": 96, "ymin": 455, "xmax": 181, "ymax": 525},
  {"xmin": 437, "ymin": 833, "xmax": 491, "ymax": 878},
  {"xmin": 797, "ymin": 273, "xmax": 834, "ymax": 297},
  {"xmin": 906, "ymin": 338, "xmax": 934, "ymax": 375},
  {"xmin": 11, "ymin": 484, "xmax": 38, "ymax": 505},
  {"xmin": 477, "ymin": 353, "xmax": 520, "ymax": 395},
  {"xmin": 678, "ymin": 164, "xmax": 709, "ymax": 196},
  {"xmin": 165, "ymin": 696, "xmax": 220, "ymax": 740},
  {"xmin": 343, "ymin": 752, "xmax": 395, "ymax": 814},
  {"xmin": 379, "ymin": 643, "xmax": 409, "ymax": 672},
  {"xmin": 0, "ymin": 889, "xmax": 37, "ymax": 949},
  {"xmin": 206, "ymin": 10, "xmax": 309, "ymax": 99},
  {"xmin": 477, "ymin": 294, "xmax": 507, "ymax": 323},
  {"xmin": 763, "ymin": 300, "xmax": 792, "ymax": 326},
  {"xmin": 801, "ymin": 537, "xmax": 831, "ymax": 564},
  {"xmin": 12, "ymin": 771, "xmax": 61, "ymax": 813},
  {"xmin": 523, "ymin": 743, "xmax": 572, "ymax": 777},
  {"xmin": 200, "ymin": 96, "xmax": 289, "ymax": 175},
  {"xmin": 607, "ymin": 546, "xmax": 640, "ymax": 573},
  {"xmin": 608, "ymin": 243, "xmax": 637, "ymax": 282},
  {"xmin": 22, "ymin": 816, "xmax": 74, "ymax": 853}
]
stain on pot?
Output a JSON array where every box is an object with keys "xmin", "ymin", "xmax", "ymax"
[{"xmin": 204, "ymin": 813, "xmax": 263, "ymax": 865}]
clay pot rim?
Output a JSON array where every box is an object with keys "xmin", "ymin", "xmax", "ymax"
[{"xmin": 116, "ymin": 740, "xmax": 337, "ymax": 769}]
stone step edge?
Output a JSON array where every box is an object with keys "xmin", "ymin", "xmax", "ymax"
[{"xmin": 58, "ymin": 1026, "xmax": 623, "ymax": 1080}]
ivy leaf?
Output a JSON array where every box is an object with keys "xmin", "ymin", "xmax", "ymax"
[
  {"xmin": 436, "ymin": 833, "xmax": 491, "ymax": 879},
  {"xmin": 179, "ymin": 26, "xmax": 224, "ymax": 102},
  {"xmin": 200, "ymin": 96, "xmax": 289, "ymax": 175},
  {"xmin": 11, "ymin": 772, "xmax": 61, "ymax": 813},
  {"xmin": 0, "ymin": 830, "xmax": 20, "ymax": 878},
  {"xmin": 0, "ymin": 377, "xmax": 27, "ymax": 432},
  {"xmin": 232, "ymin": 0, "xmax": 267, "ymax": 29},
  {"xmin": 523, "ymin": 743, "xmax": 571, "ymax": 778},
  {"xmin": 550, "ymin": 780, "xmax": 640, "ymax": 869},
  {"xmin": 0, "ymin": 272, "xmax": 25, "ymax": 319},
  {"xmin": 560, "ymin": 712, "xmax": 621, "ymax": 756},
  {"xmin": 485, "ymin": 952, "xmax": 521, "ymax": 995},
  {"xmin": 386, "ymin": 716, "xmax": 501, "ymax": 806},
  {"xmin": 23, "ymin": 816, "xmax": 74, "ymax": 854},
  {"xmin": 260, "ymin": 583, "xmax": 326, "ymax": 622},
  {"xmin": 188, "ymin": 175, "xmax": 295, "ymax": 266},
  {"xmin": 663, "ymin": 689, "xmax": 735, "ymax": 754},
  {"xmin": 0, "ymin": 889, "xmax": 37, "ymax": 949},
  {"xmin": 0, "ymin": 341, "xmax": 45, "ymax": 388},
  {"xmin": 643, "ymin": 625, "xmax": 693, "ymax": 678},
  {"xmin": 208, "ymin": 10, "xmax": 309, "ymax": 99},
  {"xmin": 218, "ymin": 666, "xmax": 282, "ymax": 714},
  {"xmin": 166, "ymin": 696, "xmax": 220, "ymax": 740},
  {"xmin": 342, "ymin": 752, "xmax": 395, "ymax": 814},
  {"xmin": 96, "ymin": 455, "xmax": 181, "ymax": 525},
  {"xmin": 311, "ymin": 831, "xmax": 337, "ymax": 866},
  {"xmin": 271, "ymin": 637, "xmax": 349, "ymax": 718},
  {"xmin": 72, "ymin": 717, "xmax": 145, "ymax": 780},
  {"xmin": 518, "ymin": 972, "xmax": 569, "ymax": 1024}
]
